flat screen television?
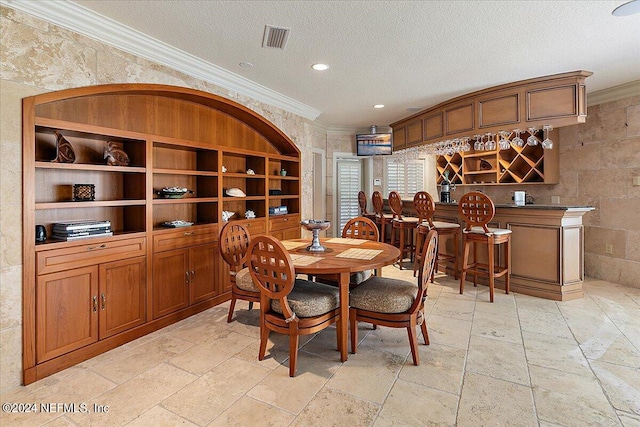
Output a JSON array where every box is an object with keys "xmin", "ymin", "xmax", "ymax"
[{"xmin": 356, "ymin": 133, "xmax": 393, "ymax": 156}]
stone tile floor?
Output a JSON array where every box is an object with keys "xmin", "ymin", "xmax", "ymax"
[{"xmin": 1, "ymin": 268, "xmax": 639, "ymax": 426}]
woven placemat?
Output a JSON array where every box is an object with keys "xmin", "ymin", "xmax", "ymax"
[
  {"xmin": 335, "ymin": 248, "xmax": 383, "ymax": 260},
  {"xmin": 326, "ymin": 237, "xmax": 367, "ymax": 245},
  {"xmin": 280, "ymin": 240, "xmax": 307, "ymax": 250}
]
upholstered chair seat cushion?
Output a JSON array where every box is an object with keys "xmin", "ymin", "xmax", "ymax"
[
  {"xmin": 350, "ymin": 269, "xmax": 373, "ymax": 285},
  {"xmin": 378, "ymin": 213, "xmax": 394, "ymax": 219},
  {"xmin": 349, "ymin": 277, "xmax": 418, "ymax": 314},
  {"xmin": 466, "ymin": 226, "xmax": 512, "ymax": 236},
  {"xmin": 392, "ymin": 216, "xmax": 420, "ymax": 224},
  {"xmin": 271, "ymin": 279, "xmax": 340, "ymax": 318},
  {"xmin": 235, "ymin": 267, "xmax": 258, "ymax": 292},
  {"xmin": 418, "ymin": 221, "xmax": 460, "ymax": 230},
  {"xmin": 431, "ymin": 221, "xmax": 461, "ymax": 229}
]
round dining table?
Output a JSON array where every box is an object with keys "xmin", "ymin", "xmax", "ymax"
[{"xmin": 283, "ymin": 238, "xmax": 401, "ymax": 362}]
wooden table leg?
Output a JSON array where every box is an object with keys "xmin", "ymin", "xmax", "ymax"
[{"xmin": 339, "ymin": 271, "xmax": 349, "ymax": 362}]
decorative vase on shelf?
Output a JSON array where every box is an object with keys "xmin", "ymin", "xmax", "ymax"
[
  {"xmin": 51, "ymin": 131, "xmax": 76, "ymax": 163},
  {"xmin": 104, "ymin": 141, "xmax": 130, "ymax": 166},
  {"xmin": 280, "ymin": 169, "xmax": 287, "ymax": 176}
]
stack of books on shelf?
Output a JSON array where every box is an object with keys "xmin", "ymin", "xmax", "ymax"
[
  {"xmin": 268, "ymin": 206, "xmax": 288, "ymax": 216},
  {"xmin": 52, "ymin": 220, "xmax": 112, "ymax": 241}
]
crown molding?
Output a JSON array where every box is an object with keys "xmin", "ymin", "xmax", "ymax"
[
  {"xmin": 588, "ymin": 79, "xmax": 640, "ymax": 106},
  {"xmin": 1, "ymin": 0, "xmax": 322, "ymax": 121}
]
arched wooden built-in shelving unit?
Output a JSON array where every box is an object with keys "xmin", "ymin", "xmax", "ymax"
[{"xmin": 23, "ymin": 84, "xmax": 301, "ymax": 384}]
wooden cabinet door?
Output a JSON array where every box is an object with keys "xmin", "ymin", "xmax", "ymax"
[
  {"xmin": 36, "ymin": 266, "xmax": 99, "ymax": 362},
  {"xmin": 406, "ymin": 119, "xmax": 423, "ymax": 146},
  {"xmin": 392, "ymin": 126, "xmax": 406, "ymax": 150},
  {"xmin": 152, "ymin": 249, "xmax": 189, "ymax": 318},
  {"xmin": 189, "ymin": 244, "xmax": 218, "ymax": 305},
  {"xmin": 271, "ymin": 227, "xmax": 300, "ymax": 241},
  {"xmin": 99, "ymin": 256, "xmax": 146, "ymax": 339}
]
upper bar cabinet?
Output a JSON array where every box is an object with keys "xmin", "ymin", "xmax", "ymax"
[{"xmin": 391, "ymin": 71, "xmax": 590, "ymax": 186}]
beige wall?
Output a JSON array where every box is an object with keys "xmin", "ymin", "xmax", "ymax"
[
  {"xmin": 449, "ymin": 95, "xmax": 640, "ymax": 289},
  {"xmin": 0, "ymin": 6, "xmax": 329, "ymax": 392}
]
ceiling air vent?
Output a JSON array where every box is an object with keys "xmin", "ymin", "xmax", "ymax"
[{"xmin": 262, "ymin": 25, "xmax": 290, "ymax": 49}]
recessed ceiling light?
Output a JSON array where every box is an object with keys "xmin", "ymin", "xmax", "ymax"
[
  {"xmin": 239, "ymin": 62, "xmax": 254, "ymax": 68},
  {"xmin": 613, "ymin": 0, "xmax": 640, "ymax": 16},
  {"xmin": 311, "ymin": 63, "xmax": 329, "ymax": 71},
  {"xmin": 373, "ymin": 104, "xmax": 385, "ymax": 109}
]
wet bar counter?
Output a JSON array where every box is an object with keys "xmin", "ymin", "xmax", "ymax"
[{"xmin": 433, "ymin": 203, "xmax": 594, "ymax": 301}]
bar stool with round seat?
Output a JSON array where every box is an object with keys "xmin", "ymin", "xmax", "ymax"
[
  {"xmin": 372, "ymin": 190, "xmax": 393, "ymax": 243},
  {"xmin": 458, "ymin": 191, "xmax": 511, "ymax": 302},
  {"xmin": 358, "ymin": 191, "xmax": 377, "ymax": 222},
  {"xmin": 413, "ymin": 191, "xmax": 460, "ymax": 279},
  {"xmin": 389, "ymin": 191, "xmax": 420, "ymax": 270}
]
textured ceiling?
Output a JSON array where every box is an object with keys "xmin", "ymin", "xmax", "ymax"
[{"xmin": 69, "ymin": 0, "xmax": 640, "ymax": 129}]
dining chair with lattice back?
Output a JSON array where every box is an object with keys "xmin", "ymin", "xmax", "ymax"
[
  {"xmin": 220, "ymin": 222, "xmax": 259, "ymax": 323},
  {"xmin": 349, "ymin": 229, "xmax": 438, "ymax": 365},
  {"xmin": 459, "ymin": 191, "xmax": 512, "ymax": 302},
  {"xmin": 343, "ymin": 216, "xmax": 380, "ymax": 285},
  {"xmin": 413, "ymin": 191, "xmax": 460, "ymax": 279},
  {"xmin": 248, "ymin": 235, "xmax": 341, "ymax": 377},
  {"xmin": 371, "ymin": 190, "xmax": 393, "ymax": 243},
  {"xmin": 389, "ymin": 191, "xmax": 420, "ymax": 269},
  {"xmin": 342, "ymin": 216, "xmax": 379, "ymax": 242},
  {"xmin": 314, "ymin": 216, "xmax": 380, "ymax": 286}
]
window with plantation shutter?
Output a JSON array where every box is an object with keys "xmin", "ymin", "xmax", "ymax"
[
  {"xmin": 336, "ymin": 159, "xmax": 362, "ymax": 234},
  {"xmin": 385, "ymin": 157, "xmax": 427, "ymax": 199}
]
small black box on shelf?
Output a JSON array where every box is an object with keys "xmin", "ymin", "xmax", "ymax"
[{"xmin": 73, "ymin": 184, "xmax": 95, "ymax": 201}]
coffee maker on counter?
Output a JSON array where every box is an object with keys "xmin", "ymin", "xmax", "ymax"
[{"xmin": 439, "ymin": 171, "xmax": 456, "ymax": 203}]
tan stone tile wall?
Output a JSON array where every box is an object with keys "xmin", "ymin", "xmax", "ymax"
[{"xmin": 0, "ymin": 6, "xmax": 328, "ymax": 392}]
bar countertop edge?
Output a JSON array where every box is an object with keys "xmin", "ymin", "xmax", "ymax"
[{"xmin": 436, "ymin": 202, "xmax": 595, "ymax": 212}]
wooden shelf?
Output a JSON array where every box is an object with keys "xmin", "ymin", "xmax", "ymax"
[
  {"xmin": 35, "ymin": 200, "xmax": 146, "ymax": 209},
  {"xmin": 153, "ymin": 168, "xmax": 218, "ymax": 177},
  {"xmin": 222, "ymin": 172, "xmax": 267, "ymax": 179},
  {"xmin": 153, "ymin": 197, "xmax": 219, "ymax": 204},
  {"xmin": 222, "ymin": 196, "xmax": 265, "ymax": 201},
  {"xmin": 36, "ymin": 162, "xmax": 146, "ymax": 173}
]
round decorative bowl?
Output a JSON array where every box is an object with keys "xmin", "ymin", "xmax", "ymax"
[
  {"xmin": 300, "ymin": 220, "xmax": 331, "ymax": 252},
  {"xmin": 158, "ymin": 187, "xmax": 193, "ymax": 199}
]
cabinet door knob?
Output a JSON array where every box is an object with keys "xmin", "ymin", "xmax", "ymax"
[
  {"xmin": 92, "ymin": 296, "xmax": 98, "ymax": 312},
  {"xmin": 87, "ymin": 244, "xmax": 107, "ymax": 251},
  {"xmin": 185, "ymin": 271, "xmax": 190, "ymax": 285},
  {"xmin": 183, "ymin": 231, "xmax": 195, "ymax": 236},
  {"xmin": 190, "ymin": 270, "xmax": 195, "ymax": 281},
  {"xmin": 101, "ymin": 293, "xmax": 106, "ymax": 310}
]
